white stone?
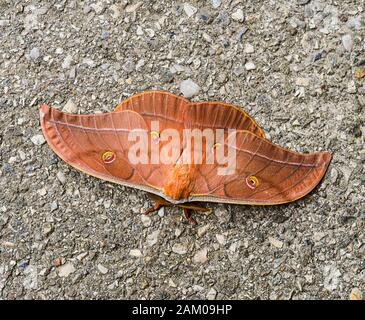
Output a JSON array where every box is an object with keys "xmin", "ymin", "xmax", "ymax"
[
  {"xmin": 158, "ymin": 206, "xmax": 164, "ymax": 217},
  {"xmin": 172, "ymin": 243, "xmax": 188, "ymax": 255},
  {"xmin": 268, "ymin": 236, "xmax": 283, "ymax": 248},
  {"xmin": 29, "ymin": 47, "xmax": 40, "ymax": 60},
  {"xmin": 215, "ymin": 234, "xmax": 226, "ymax": 245},
  {"xmin": 147, "ymin": 230, "xmax": 159, "ymax": 247},
  {"xmin": 37, "ymin": 187, "xmax": 47, "ymax": 196},
  {"xmin": 129, "ymin": 249, "xmax": 142, "ymax": 257},
  {"xmin": 193, "ymin": 248, "xmax": 208, "ymax": 264},
  {"xmin": 18, "ymin": 150, "xmax": 26, "ymax": 160},
  {"xmin": 323, "ymin": 264, "xmax": 341, "ymax": 291},
  {"xmin": 62, "ymin": 99, "xmax": 77, "ymax": 113},
  {"xmin": 90, "ymin": 2, "xmax": 104, "ymax": 14},
  {"xmin": 62, "ymin": 54, "xmax": 73, "ymax": 69},
  {"xmin": 56, "ymin": 171, "xmax": 66, "ymax": 184},
  {"xmin": 169, "ymin": 279, "xmax": 177, "ymax": 287},
  {"xmin": 8, "ymin": 156, "xmax": 17, "ymax": 164},
  {"xmin": 296, "ymin": 77, "xmax": 310, "ymax": 87},
  {"xmin": 58, "ymin": 263, "xmax": 75, "ymax": 277},
  {"xmin": 347, "ymin": 80, "xmax": 357, "ymax": 94},
  {"xmin": 103, "ymin": 199, "xmax": 112, "ymax": 209},
  {"xmin": 136, "ymin": 25, "xmax": 144, "ymax": 36},
  {"xmin": 175, "ymin": 228, "xmax": 182, "ymax": 237},
  {"xmin": 125, "ymin": 2, "xmax": 142, "ymax": 13},
  {"xmin": 211, "ymin": 0, "xmax": 221, "ymax": 9},
  {"xmin": 141, "ymin": 214, "xmax": 151, "ymax": 227},
  {"xmin": 183, "ymin": 3, "xmax": 198, "ymax": 18},
  {"xmin": 206, "ymin": 288, "xmax": 217, "ymax": 300},
  {"xmin": 342, "ymin": 34, "xmax": 353, "ymax": 52},
  {"xmin": 244, "ymin": 43, "xmax": 254, "ymax": 54},
  {"xmin": 313, "ymin": 232, "xmax": 326, "ymax": 242},
  {"xmin": 97, "ymin": 264, "xmax": 108, "ymax": 274},
  {"xmin": 244, "ymin": 61, "xmax": 256, "ymax": 70},
  {"xmin": 170, "ymin": 64, "xmax": 185, "ymax": 74},
  {"xmin": 232, "ymin": 8, "xmax": 244, "ymax": 22},
  {"xmin": 197, "ymin": 224, "xmax": 210, "ymax": 237},
  {"xmin": 31, "ymin": 134, "xmax": 45, "ymax": 145},
  {"xmin": 180, "ymin": 79, "xmax": 200, "ymax": 98},
  {"xmin": 110, "ymin": 4, "xmax": 121, "ymax": 19}
]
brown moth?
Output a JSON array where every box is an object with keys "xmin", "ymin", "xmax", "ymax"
[{"xmin": 40, "ymin": 90, "xmax": 331, "ymax": 224}]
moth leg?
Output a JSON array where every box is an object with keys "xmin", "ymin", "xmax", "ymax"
[
  {"xmin": 180, "ymin": 204, "xmax": 213, "ymax": 214},
  {"xmin": 144, "ymin": 202, "xmax": 164, "ymax": 216},
  {"xmin": 144, "ymin": 194, "xmax": 172, "ymax": 216},
  {"xmin": 183, "ymin": 208, "xmax": 198, "ymax": 225}
]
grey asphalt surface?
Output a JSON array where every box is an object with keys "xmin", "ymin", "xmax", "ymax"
[{"xmin": 0, "ymin": 0, "xmax": 364, "ymax": 299}]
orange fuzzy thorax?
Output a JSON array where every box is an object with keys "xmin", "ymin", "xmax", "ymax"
[{"xmin": 163, "ymin": 164, "xmax": 195, "ymax": 200}]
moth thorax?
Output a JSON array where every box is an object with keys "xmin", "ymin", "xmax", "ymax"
[{"xmin": 163, "ymin": 164, "xmax": 194, "ymax": 200}]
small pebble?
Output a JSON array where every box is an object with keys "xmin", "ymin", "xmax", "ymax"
[
  {"xmin": 215, "ymin": 234, "xmax": 226, "ymax": 245},
  {"xmin": 296, "ymin": 77, "xmax": 310, "ymax": 87},
  {"xmin": 232, "ymin": 8, "xmax": 244, "ymax": 22},
  {"xmin": 211, "ymin": 0, "xmax": 221, "ymax": 9},
  {"xmin": 172, "ymin": 243, "xmax": 188, "ymax": 255},
  {"xmin": 183, "ymin": 3, "xmax": 198, "ymax": 18},
  {"xmin": 342, "ymin": 34, "xmax": 353, "ymax": 52},
  {"xmin": 58, "ymin": 263, "xmax": 75, "ymax": 277},
  {"xmin": 244, "ymin": 43, "xmax": 254, "ymax": 54},
  {"xmin": 193, "ymin": 248, "xmax": 208, "ymax": 264},
  {"xmin": 97, "ymin": 264, "xmax": 108, "ymax": 274},
  {"xmin": 141, "ymin": 214, "xmax": 151, "ymax": 227},
  {"xmin": 37, "ymin": 187, "xmax": 47, "ymax": 196},
  {"xmin": 197, "ymin": 224, "xmax": 210, "ymax": 237},
  {"xmin": 136, "ymin": 25, "xmax": 144, "ymax": 36},
  {"xmin": 50, "ymin": 201, "xmax": 58, "ymax": 212},
  {"xmin": 157, "ymin": 206, "xmax": 164, "ymax": 217},
  {"xmin": 147, "ymin": 230, "xmax": 159, "ymax": 247},
  {"xmin": 62, "ymin": 54, "xmax": 73, "ymax": 69},
  {"xmin": 206, "ymin": 288, "xmax": 217, "ymax": 300},
  {"xmin": 56, "ymin": 171, "xmax": 66, "ymax": 184},
  {"xmin": 180, "ymin": 79, "xmax": 200, "ymax": 98},
  {"xmin": 63, "ymin": 99, "xmax": 77, "ymax": 113},
  {"xmin": 103, "ymin": 199, "xmax": 112, "ymax": 209},
  {"xmin": 31, "ymin": 134, "xmax": 45, "ymax": 146},
  {"xmin": 330, "ymin": 168, "xmax": 338, "ymax": 183},
  {"xmin": 169, "ymin": 279, "xmax": 177, "ymax": 287},
  {"xmin": 29, "ymin": 47, "xmax": 40, "ymax": 60},
  {"xmin": 129, "ymin": 249, "xmax": 142, "ymax": 257},
  {"xmin": 245, "ymin": 61, "xmax": 256, "ymax": 70},
  {"xmin": 175, "ymin": 228, "xmax": 182, "ymax": 237},
  {"xmin": 347, "ymin": 80, "xmax": 357, "ymax": 94},
  {"xmin": 268, "ymin": 236, "xmax": 283, "ymax": 248}
]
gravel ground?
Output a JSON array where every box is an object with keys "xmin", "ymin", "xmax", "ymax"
[{"xmin": 0, "ymin": 0, "xmax": 364, "ymax": 300}]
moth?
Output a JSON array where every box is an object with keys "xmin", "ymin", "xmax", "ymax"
[{"xmin": 40, "ymin": 90, "xmax": 331, "ymax": 224}]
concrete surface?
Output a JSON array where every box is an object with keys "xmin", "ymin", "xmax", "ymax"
[{"xmin": 0, "ymin": 0, "xmax": 364, "ymax": 299}]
